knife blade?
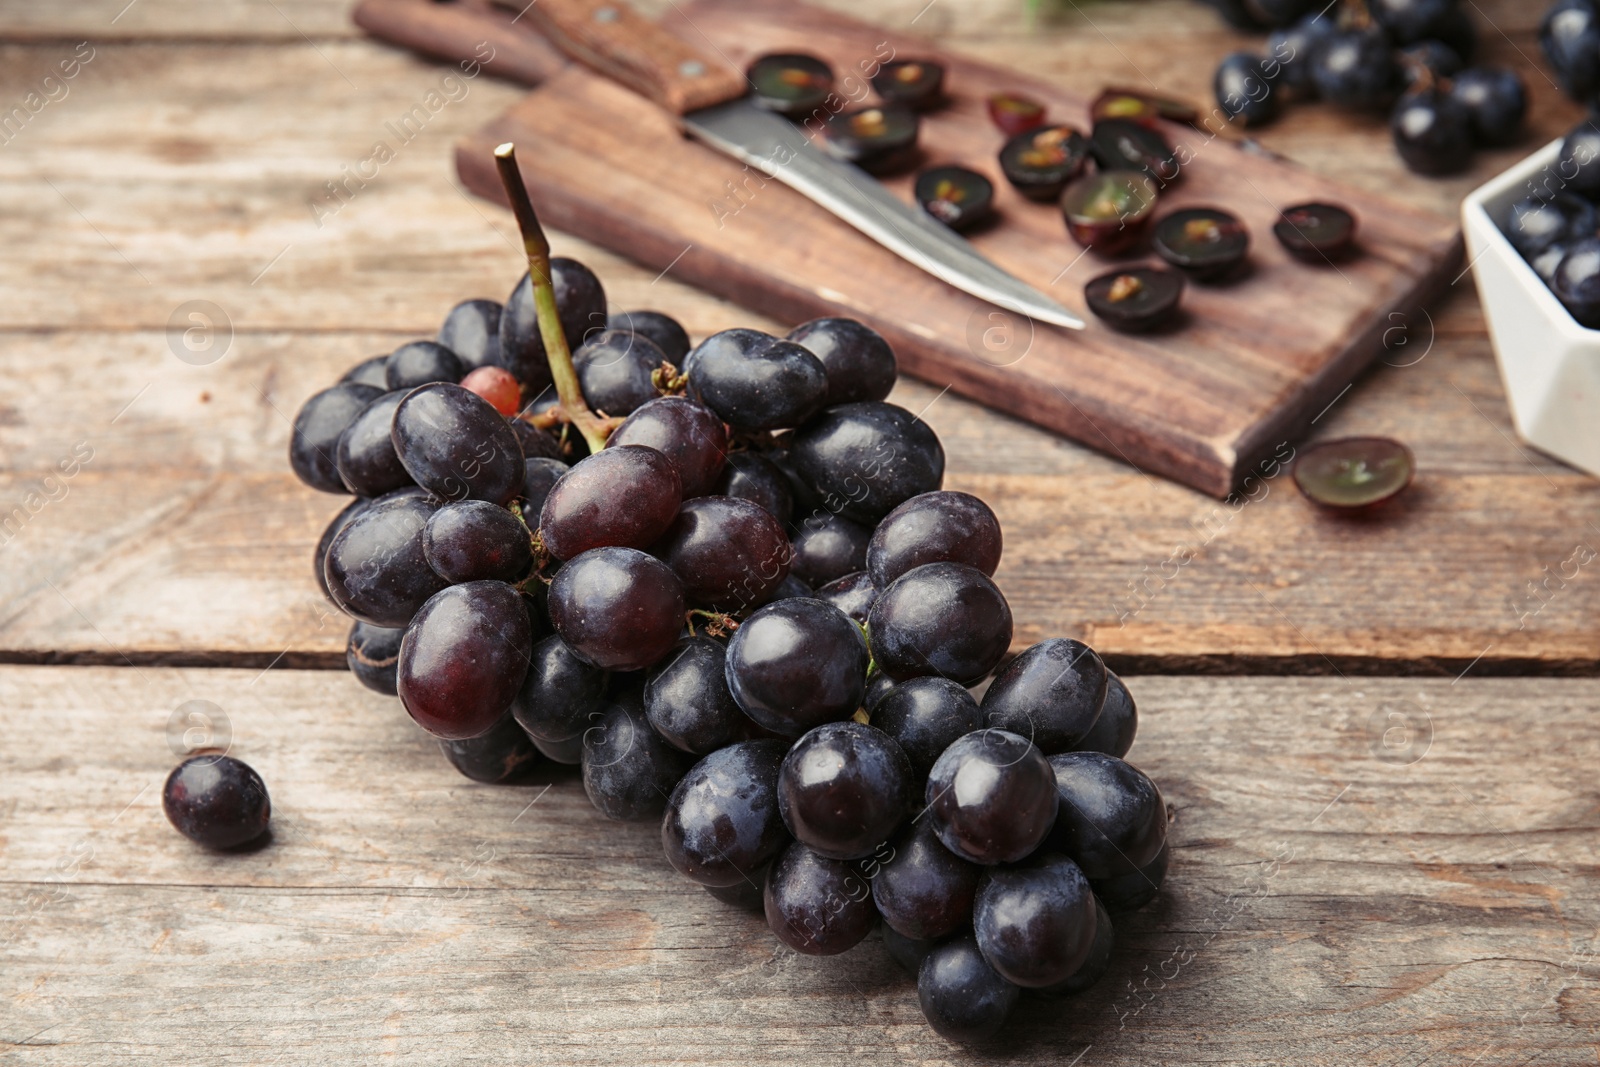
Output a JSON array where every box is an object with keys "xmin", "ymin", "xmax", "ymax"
[{"xmin": 501, "ymin": 0, "xmax": 1085, "ymax": 330}]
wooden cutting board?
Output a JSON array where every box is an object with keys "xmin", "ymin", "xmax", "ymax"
[{"xmin": 360, "ymin": 0, "xmax": 1461, "ymax": 498}]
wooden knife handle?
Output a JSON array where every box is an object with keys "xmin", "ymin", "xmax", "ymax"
[
  {"xmin": 510, "ymin": 0, "xmax": 746, "ymax": 114},
  {"xmin": 352, "ymin": 0, "xmax": 569, "ymax": 87}
]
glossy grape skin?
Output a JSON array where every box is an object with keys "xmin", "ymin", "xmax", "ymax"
[
  {"xmin": 868, "ymin": 563, "xmax": 1012, "ymax": 685},
  {"xmin": 1559, "ymin": 122, "xmax": 1600, "ymax": 199},
  {"xmin": 511, "ymin": 419, "xmax": 567, "ymax": 464},
  {"xmin": 974, "ymin": 852, "xmax": 1097, "ymax": 987},
  {"xmin": 499, "ymin": 259, "xmax": 607, "ymax": 389},
  {"xmin": 763, "ymin": 841, "xmax": 876, "ymax": 955},
  {"xmin": 520, "ymin": 457, "xmax": 568, "ymax": 518},
  {"xmin": 163, "ymin": 755, "xmax": 272, "ymax": 849},
  {"xmin": 314, "ymin": 496, "xmax": 373, "ymax": 599},
  {"xmin": 573, "ymin": 329, "xmax": 667, "ymax": 417},
  {"xmin": 1045, "ymin": 751, "xmax": 1167, "ymax": 880},
  {"xmin": 980, "ymin": 638, "xmax": 1108, "ymax": 754},
  {"xmin": 1074, "ymin": 670, "xmax": 1136, "ymax": 758},
  {"xmin": 788, "ymin": 402, "xmax": 945, "ymax": 525},
  {"xmin": 814, "ymin": 571, "xmax": 879, "ymax": 624},
  {"xmin": 608, "ymin": 396, "xmax": 728, "ymax": 498},
  {"xmin": 1451, "ymin": 67, "xmax": 1527, "ymax": 147},
  {"xmin": 685, "ymin": 328, "xmax": 828, "ymax": 431},
  {"xmin": 439, "ymin": 709, "xmax": 540, "ymax": 784},
  {"xmin": 609, "ymin": 309, "xmax": 691, "ymax": 364},
  {"xmin": 789, "ymin": 511, "xmax": 872, "ymax": 587},
  {"xmin": 661, "ymin": 738, "xmax": 791, "ymax": 886},
  {"xmin": 397, "ymin": 580, "xmax": 532, "ymax": 740},
  {"xmin": 704, "ymin": 866, "xmax": 768, "ymax": 912},
  {"xmin": 863, "ymin": 670, "xmax": 897, "ymax": 712},
  {"xmin": 778, "ymin": 722, "xmax": 912, "ymax": 860},
  {"xmin": 1553, "ymin": 238, "xmax": 1600, "ymax": 327},
  {"xmin": 1269, "ymin": 15, "xmax": 1337, "ymax": 97},
  {"xmin": 547, "ymin": 547, "xmax": 685, "ymax": 671},
  {"xmin": 1215, "ymin": 52, "xmax": 1282, "ymax": 126},
  {"xmin": 1375, "ymin": 0, "xmax": 1474, "ymax": 55},
  {"xmin": 1507, "ymin": 194, "xmax": 1596, "ymax": 259},
  {"xmin": 866, "ymin": 491, "xmax": 1002, "ymax": 587},
  {"xmin": 1037, "ymin": 898, "xmax": 1114, "ymax": 996},
  {"xmin": 532, "ymin": 732, "xmax": 584, "ymax": 765},
  {"xmin": 1544, "ymin": 0, "xmax": 1600, "ymax": 102},
  {"xmin": 386, "ymin": 340, "xmax": 463, "ymax": 391},
  {"xmin": 538, "ymin": 445, "xmax": 682, "ymax": 561},
  {"xmin": 438, "ymin": 297, "xmax": 502, "ymax": 372},
  {"xmin": 716, "ymin": 451, "xmax": 793, "ymax": 526},
  {"xmin": 884, "ymin": 926, "xmax": 942, "ymax": 975},
  {"xmin": 336, "ymin": 391, "xmax": 412, "ymax": 497},
  {"xmin": 784, "ymin": 318, "xmax": 897, "ymax": 406},
  {"xmin": 871, "ymin": 676, "xmax": 982, "ymax": 780},
  {"xmin": 391, "ymin": 383, "xmax": 524, "ymax": 506},
  {"xmin": 643, "ymin": 637, "xmax": 744, "ymax": 754},
  {"xmin": 925, "ymin": 730, "xmax": 1057, "ymax": 865},
  {"xmin": 342, "ymin": 355, "xmax": 390, "ymax": 389},
  {"xmin": 1391, "ymin": 88, "xmax": 1474, "ymax": 176},
  {"xmin": 510, "ymin": 633, "xmax": 610, "ymax": 742},
  {"xmin": 581, "ymin": 697, "xmax": 693, "ymax": 821},
  {"xmin": 917, "ymin": 934, "xmax": 1019, "ymax": 1044},
  {"xmin": 1092, "ymin": 840, "xmax": 1170, "ymax": 911},
  {"xmin": 725, "ymin": 598, "xmax": 869, "ymax": 738},
  {"xmin": 291, "ymin": 382, "xmax": 383, "ymax": 494},
  {"xmin": 324, "ymin": 489, "xmax": 448, "ymax": 627},
  {"xmin": 873, "ymin": 819, "xmax": 980, "ymax": 940},
  {"xmin": 1311, "ymin": 28, "xmax": 1398, "ymax": 111},
  {"xmin": 658, "ymin": 497, "xmax": 791, "ymax": 612},
  {"xmin": 422, "ymin": 499, "xmax": 532, "ymax": 584},
  {"xmin": 769, "ymin": 449, "xmax": 823, "ymax": 518},
  {"xmin": 346, "ymin": 620, "xmax": 403, "ymax": 695}
]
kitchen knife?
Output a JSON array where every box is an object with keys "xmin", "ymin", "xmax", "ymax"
[{"xmin": 496, "ymin": 0, "xmax": 1085, "ymax": 330}]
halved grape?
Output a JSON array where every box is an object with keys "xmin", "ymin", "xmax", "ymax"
[{"xmin": 1292, "ymin": 436, "xmax": 1414, "ymax": 510}]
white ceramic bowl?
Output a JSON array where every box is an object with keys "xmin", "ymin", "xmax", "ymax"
[{"xmin": 1462, "ymin": 138, "xmax": 1600, "ymax": 479}]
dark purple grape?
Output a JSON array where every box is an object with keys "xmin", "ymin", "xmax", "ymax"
[
  {"xmin": 439, "ymin": 709, "xmax": 539, "ymax": 783},
  {"xmin": 1092, "ymin": 840, "xmax": 1170, "ymax": 911},
  {"xmin": 866, "ymin": 491, "xmax": 1001, "ymax": 588},
  {"xmin": 925, "ymin": 730, "xmax": 1056, "ymax": 865},
  {"xmin": 784, "ymin": 318, "xmax": 897, "ymax": 407},
  {"xmin": 885, "ymin": 926, "xmax": 942, "ymax": 975},
  {"xmin": 814, "ymin": 570, "xmax": 878, "ymax": 624},
  {"xmin": 716, "ymin": 451, "xmax": 793, "ymax": 526},
  {"xmin": 1506, "ymin": 194, "xmax": 1595, "ymax": 260},
  {"xmin": 655, "ymin": 496, "xmax": 791, "ymax": 613},
  {"xmin": 347, "ymin": 620, "xmax": 403, "ymax": 695},
  {"xmin": 538, "ymin": 445, "xmax": 682, "ymax": 561},
  {"xmin": 1557, "ymin": 240, "xmax": 1600, "ymax": 327},
  {"xmin": 420, "ymin": 500, "xmax": 528, "ymax": 584},
  {"xmin": 608, "ymin": 396, "xmax": 728, "ymax": 498},
  {"xmin": 397, "ymin": 580, "xmax": 532, "ymax": 740},
  {"xmin": 789, "ymin": 511, "xmax": 872, "ymax": 587},
  {"xmin": 1269, "ymin": 15, "xmax": 1337, "ymax": 97},
  {"xmin": 335, "ymin": 391, "xmax": 411, "ymax": 497},
  {"xmin": 511, "ymin": 633, "xmax": 610, "ymax": 742},
  {"xmin": 438, "ymin": 298, "xmax": 502, "ymax": 372},
  {"xmin": 573, "ymin": 329, "xmax": 667, "ymax": 417},
  {"xmin": 581, "ymin": 696, "xmax": 693, "ymax": 821},
  {"xmin": 769, "ymin": 573, "xmax": 813, "ymax": 603},
  {"xmin": 1559, "ymin": 122, "xmax": 1600, "ymax": 199},
  {"xmin": 324, "ymin": 489, "xmax": 448, "ymax": 627},
  {"xmin": 1400, "ymin": 40, "xmax": 1464, "ymax": 87},
  {"xmin": 661, "ymin": 738, "xmax": 790, "ymax": 886},
  {"xmin": 1391, "ymin": 88, "xmax": 1473, "ymax": 176},
  {"xmin": 864, "ymin": 670, "xmax": 897, "ymax": 712},
  {"xmin": 1037, "ymin": 897, "xmax": 1114, "ymax": 996},
  {"xmin": 685, "ymin": 328, "xmax": 828, "ymax": 431},
  {"xmin": 1075, "ymin": 670, "xmax": 1136, "ymax": 758},
  {"xmin": 725, "ymin": 598, "xmax": 869, "ymax": 738},
  {"xmin": 778, "ymin": 722, "xmax": 912, "ymax": 860},
  {"xmin": 871, "ymin": 676, "xmax": 982, "ymax": 780},
  {"xmin": 1214, "ymin": 52, "xmax": 1282, "ymax": 127},
  {"xmin": 1544, "ymin": 0, "xmax": 1600, "ymax": 103},
  {"xmin": 1451, "ymin": 67, "xmax": 1526, "ymax": 147},
  {"xmin": 315, "ymin": 496, "xmax": 373, "ymax": 599},
  {"xmin": 1372, "ymin": 0, "xmax": 1461, "ymax": 46},
  {"xmin": 386, "ymin": 340, "xmax": 463, "ymax": 391},
  {"xmin": 874, "ymin": 819, "xmax": 980, "ymax": 940},
  {"xmin": 1045, "ymin": 751, "xmax": 1167, "ymax": 880},
  {"xmin": 532, "ymin": 732, "xmax": 584, "ymax": 765},
  {"xmin": 548, "ymin": 547, "xmax": 685, "ymax": 671},
  {"xmin": 608, "ymin": 309, "xmax": 690, "ymax": 364},
  {"xmin": 391, "ymin": 383, "xmax": 524, "ymax": 506},
  {"xmin": 643, "ymin": 637, "xmax": 745, "ymax": 754},
  {"xmin": 163, "ymin": 755, "xmax": 271, "ymax": 849},
  {"xmin": 511, "ymin": 419, "xmax": 566, "ymax": 463},
  {"xmin": 1311, "ymin": 27, "xmax": 1398, "ymax": 110},
  {"xmin": 980, "ymin": 639, "xmax": 1108, "ymax": 754},
  {"xmin": 342, "ymin": 355, "xmax": 389, "ymax": 389},
  {"xmin": 788, "ymin": 402, "xmax": 945, "ymax": 526},
  {"xmin": 868, "ymin": 563, "xmax": 1012, "ymax": 686},
  {"xmin": 499, "ymin": 259, "xmax": 607, "ymax": 389},
  {"xmin": 763, "ymin": 841, "xmax": 876, "ymax": 955},
  {"xmin": 769, "ymin": 448, "xmax": 823, "ymax": 518},
  {"xmin": 917, "ymin": 934, "xmax": 1019, "ymax": 1044},
  {"xmin": 291, "ymin": 382, "xmax": 383, "ymax": 494},
  {"xmin": 520, "ymin": 457, "xmax": 568, "ymax": 517},
  {"xmin": 973, "ymin": 851, "xmax": 1097, "ymax": 987},
  {"xmin": 704, "ymin": 866, "xmax": 768, "ymax": 912}
]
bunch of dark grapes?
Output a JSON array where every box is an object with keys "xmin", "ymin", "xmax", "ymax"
[
  {"xmin": 289, "ymin": 144, "xmax": 1172, "ymax": 1044},
  {"xmin": 1201, "ymin": 0, "xmax": 1527, "ymax": 176}
]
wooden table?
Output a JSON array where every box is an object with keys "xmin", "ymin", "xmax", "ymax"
[{"xmin": 1, "ymin": 2, "xmax": 1596, "ymax": 1063}]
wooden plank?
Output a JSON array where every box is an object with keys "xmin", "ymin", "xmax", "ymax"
[{"xmin": 1, "ymin": 666, "xmax": 1596, "ymax": 1063}]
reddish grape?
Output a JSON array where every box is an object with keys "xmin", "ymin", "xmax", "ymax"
[
  {"xmin": 460, "ymin": 365, "xmax": 522, "ymax": 417},
  {"xmin": 397, "ymin": 580, "xmax": 532, "ymax": 740},
  {"xmin": 608, "ymin": 396, "xmax": 728, "ymax": 498},
  {"xmin": 538, "ymin": 445, "xmax": 682, "ymax": 561}
]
